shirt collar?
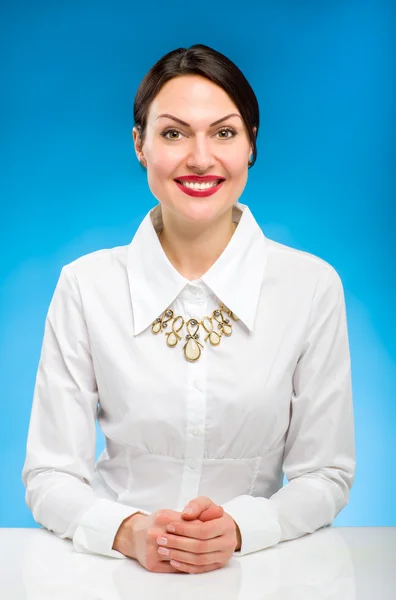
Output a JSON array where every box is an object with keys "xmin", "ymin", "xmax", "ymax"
[{"xmin": 127, "ymin": 201, "xmax": 268, "ymax": 335}]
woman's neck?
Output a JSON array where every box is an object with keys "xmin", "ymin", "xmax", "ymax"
[{"xmin": 158, "ymin": 207, "xmax": 237, "ymax": 281}]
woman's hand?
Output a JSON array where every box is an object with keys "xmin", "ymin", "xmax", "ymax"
[
  {"xmin": 113, "ymin": 497, "xmax": 241, "ymax": 574},
  {"xmin": 157, "ymin": 496, "xmax": 241, "ymax": 574},
  {"xmin": 113, "ymin": 509, "xmax": 200, "ymax": 573}
]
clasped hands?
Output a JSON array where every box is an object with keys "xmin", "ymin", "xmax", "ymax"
[{"xmin": 117, "ymin": 496, "xmax": 241, "ymax": 574}]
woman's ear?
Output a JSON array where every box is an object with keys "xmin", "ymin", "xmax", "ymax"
[
  {"xmin": 249, "ymin": 126, "xmax": 257, "ymax": 158},
  {"xmin": 132, "ymin": 127, "xmax": 146, "ymax": 166},
  {"xmin": 132, "ymin": 126, "xmax": 142, "ymax": 152}
]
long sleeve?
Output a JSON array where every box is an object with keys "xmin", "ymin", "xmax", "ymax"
[
  {"xmin": 21, "ymin": 265, "xmax": 149, "ymax": 559},
  {"xmin": 222, "ymin": 266, "xmax": 356, "ymax": 555}
]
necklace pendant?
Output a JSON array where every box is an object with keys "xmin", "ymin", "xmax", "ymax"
[
  {"xmin": 183, "ymin": 337, "xmax": 203, "ymax": 362},
  {"xmin": 152, "ymin": 320, "xmax": 162, "ymax": 334},
  {"xmin": 221, "ymin": 324, "xmax": 233, "ymax": 336},
  {"xmin": 202, "ymin": 316, "xmax": 221, "ymax": 346},
  {"xmin": 166, "ymin": 331, "xmax": 179, "ymax": 347},
  {"xmin": 208, "ymin": 331, "xmax": 221, "ymax": 345}
]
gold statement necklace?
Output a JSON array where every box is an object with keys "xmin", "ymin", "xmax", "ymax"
[{"xmin": 152, "ymin": 226, "xmax": 239, "ymax": 362}]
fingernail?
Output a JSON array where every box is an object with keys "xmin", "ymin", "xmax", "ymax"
[
  {"xmin": 158, "ymin": 546, "xmax": 169, "ymax": 555},
  {"xmin": 166, "ymin": 525, "xmax": 175, "ymax": 532},
  {"xmin": 171, "ymin": 560, "xmax": 181, "ymax": 567},
  {"xmin": 183, "ymin": 507, "xmax": 193, "ymax": 515},
  {"xmin": 156, "ymin": 536, "xmax": 167, "ymax": 545}
]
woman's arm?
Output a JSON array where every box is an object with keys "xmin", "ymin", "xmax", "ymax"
[
  {"xmin": 221, "ymin": 266, "xmax": 356, "ymax": 555},
  {"xmin": 21, "ymin": 265, "xmax": 149, "ymax": 558}
]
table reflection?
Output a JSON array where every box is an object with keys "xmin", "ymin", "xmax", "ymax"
[{"xmin": 21, "ymin": 527, "xmax": 355, "ymax": 599}]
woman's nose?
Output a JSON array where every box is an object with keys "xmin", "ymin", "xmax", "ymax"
[{"xmin": 185, "ymin": 137, "xmax": 215, "ymax": 171}]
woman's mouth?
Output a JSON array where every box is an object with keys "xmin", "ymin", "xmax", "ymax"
[{"xmin": 174, "ymin": 179, "xmax": 225, "ymax": 197}]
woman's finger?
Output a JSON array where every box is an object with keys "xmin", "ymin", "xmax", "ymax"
[
  {"xmin": 166, "ymin": 517, "xmax": 223, "ymax": 540},
  {"xmin": 199, "ymin": 505, "xmax": 223, "ymax": 521},
  {"xmin": 158, "ymin": 546, "xmax": 224, "ymax": 567},
  {"xmin": 181, "ymin": 497, "xmax": 223, "ymax": 522},
  {"xmin": 155, "ymin": 531, "xmax": 225, "ymax": 553},
  {"xmin": 170, "ymin": 560, "xmax": 223, "ymax": 574}
]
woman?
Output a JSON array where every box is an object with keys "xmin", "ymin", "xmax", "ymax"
[{"xmin": 22, "ymin": 44, "xmax": 355, "ymax": 575}]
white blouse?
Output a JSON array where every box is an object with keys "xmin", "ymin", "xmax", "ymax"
[{"xmin": 21, "ymin": 201, "xmax": 356, "ymax": 558}]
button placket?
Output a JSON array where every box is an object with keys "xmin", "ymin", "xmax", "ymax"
[{"xmin": 176, "ymin": 296, "xmax": 208, "ymax": 510}]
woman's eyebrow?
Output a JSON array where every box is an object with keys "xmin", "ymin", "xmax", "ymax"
[{"xmin": 156, "ymin": 113, "xmax": 242, "ymax": 127}]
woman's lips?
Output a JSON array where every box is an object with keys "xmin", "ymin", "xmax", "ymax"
[{"xmin": 174, "ymin": 180, "xmax": 225, "ymax": 197}]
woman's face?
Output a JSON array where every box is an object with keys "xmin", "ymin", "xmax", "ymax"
[{"xmin": 133, "ymin": 75, "xmax": 254, "ymax": 227}]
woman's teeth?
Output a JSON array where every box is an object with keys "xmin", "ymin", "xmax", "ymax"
[{"xmin": 179, "ymin": 180, "xmax": 221, "ymax": 190}]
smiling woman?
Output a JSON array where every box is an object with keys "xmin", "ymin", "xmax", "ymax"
[
  {"xmin": 131, "ymin": 44, "xmax": 259, "ymax": 280},
  {"xmin": 22, "ymin": 43, "xmax": 355, "ymax": 577}
]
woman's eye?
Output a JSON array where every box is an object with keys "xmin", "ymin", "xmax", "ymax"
[
  {"xmin": 217, "ymin": 127, "xmax": 237, "ymax": 139},
  {"xmin": 162, "ymin": 129, "xmax": 182, "ymax": 140}
]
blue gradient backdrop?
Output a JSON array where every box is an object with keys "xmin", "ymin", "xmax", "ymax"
[{"xmin": 1, "ymin": 0, "xmax": 395, "ymax": 527}]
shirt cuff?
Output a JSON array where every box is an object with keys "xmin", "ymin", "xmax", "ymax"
[
  {"xmin": 72, "ymin": 498, "xmax": 150, "ymax": 558},
  {"xmin": 221, "ymin": 495, "xmax": 281, "ymax": 556}
]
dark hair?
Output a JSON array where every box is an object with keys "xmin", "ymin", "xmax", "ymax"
[{"xmin": 134, "ymin": 44, "xmax": 259, "ymax": 169}]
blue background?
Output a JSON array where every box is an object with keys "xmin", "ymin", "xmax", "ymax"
[{"xmin": 1, "ymin": 0, "xmax": 394, "ymax": 527}]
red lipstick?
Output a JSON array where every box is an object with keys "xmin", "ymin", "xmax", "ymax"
[
  {"xmin": 175, "ymin": 175, "xmax": 225, "ymax": 182},
  {"xmin": 174, "ymin": 176, "xmax": 225, "ymax": 197}
]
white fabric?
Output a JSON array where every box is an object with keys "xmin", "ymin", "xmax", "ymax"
[{"xmin": 21, "ymin": 201, "xmax": 355, "ymax": 558}]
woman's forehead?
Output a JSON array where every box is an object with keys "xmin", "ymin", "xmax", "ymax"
[{"xmin": 147, "ymin": 77, "xmax": 239, "ymax": 123}]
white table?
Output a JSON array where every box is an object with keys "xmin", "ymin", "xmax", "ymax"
[{"xmin": 0, "ymin": 527, "xmax": 394, "ymax": 599}]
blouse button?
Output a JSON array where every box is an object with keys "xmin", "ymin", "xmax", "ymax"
[
  {"xmin": 193, "ymin": 380, "xmax": 204, "ymax": 392},
  {"xmin": 189, "ymin": 460, "xmax": 197, "ymax": 469}
]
